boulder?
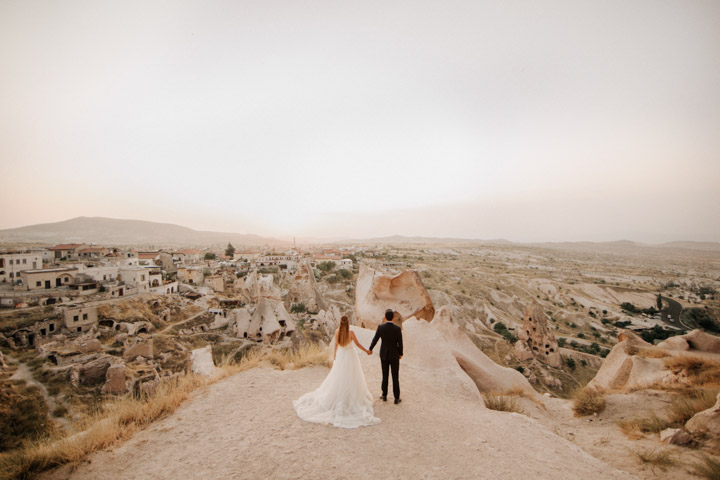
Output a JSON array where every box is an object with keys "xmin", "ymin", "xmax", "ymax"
[
  {"xmin": 354, "ymin": 264, "xmax": 434, "ymax": 329},
  {"xmin": 683, "ymin": 330, "xmax": 720, "ymax": 354},
  {"xmin": 515, "ymin": 301, "xmax": 561, "ymax": 367},
  {"xmin": 0, "ymin": 351, "xmax": 5, "ymax": 368},
  {"xmin": 659, "ymin": 428, "xmax": 691, "ymax": 445},
  {"xmin": 657, "ymin": 336, "xmax": 690, "ymax": 351},
  {"xmin": 124, "ymin": 339, "xmax": 154, "ymax": 361},
  {"xmin": 102, "ymin": 363, "xmax": 129, "ymax": 394},
  {"xmin": 587, "ymin": 330, "xmax": 670, "ymax": 391},
  {"xmin": 189, "ymin": 345, "xmax": 217, "ymax": 376},
  {"xmin": 686, "ymin": 393, "xmax": 720, "ymax": 437}
]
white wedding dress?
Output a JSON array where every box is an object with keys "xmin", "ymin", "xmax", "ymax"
[{"xmin": 293, "ymin": 342, "xmax": 380, "ymax": 428}]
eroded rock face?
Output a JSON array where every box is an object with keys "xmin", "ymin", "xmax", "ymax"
[
  {"xmin": 657, "ymin": 336, "xmax": 690, "ymax": 351},
  {"xmin": 354, "ymin": 264, "xmax": 434, "ymax": 329},
  {"xmin": 683, "ymin": 330, "xmax": 720, "ymax": 354},
  {"xmin": 124, "ymin": 339, "xmax": 154, "ymax": 361},
  {"xmin": 515, "ymin": 301, "xmax": 560, "ymax": 367},
  {"xmin": 285, "ymin": 261, "xmax": 327, "ymax": 314},
  {"xmin": 190, "ymin": 345, "xmax": 217, "ymax": 376},
  {"xmin": 0, "ymin": 351, "xmax": 5, "ymax": 368},
  {"xmin": 587, "ymin": 330, "xmax": 670, "ymax": 391},
  {"xmin": 79, "ymin": 356, "xmax": 113, "ymax": 385},
  {"xmin": 686, "ymin": 393, "xmax": 720, "ymax": 437},
  {"xmin": 432, "ymin": 307, "xmax": 537, "ymax": 396},
  {"xmin": 102, "ymin": 363, "xmax": 129, "ymax": 394}
]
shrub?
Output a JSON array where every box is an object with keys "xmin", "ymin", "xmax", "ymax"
[
  {"xmin": 482, "ymin": 392, "xmax": 523, "ymax": 414},
  {"xmin": 337, "ymin": 269, "xmax": 352, "ymax": 280},
  {"xmin": 565, "ymin": 357, "xmax": 576, "ymax": 370},
  {"xmin": 203, "ymin": 252, "xmax": 216, "ymax": 261},
  {"xmin": 633, "ymin": 449, "xmax": 675, "ymax": 471},
  {"xmin": 290, "ymin": 303, "xmax": 306, "ymax": 314},
  {"xmin": 317, "ymin": 261, "xmax": 335, "ymax": 273},
  {"xmin": 573, "ymin": 387, "xmax": 606, "ymax": 416}
]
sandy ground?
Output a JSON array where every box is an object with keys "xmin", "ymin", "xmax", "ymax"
[{"xmin": 41, "ymin": 327, "xmax": 635, "ymax": 480}]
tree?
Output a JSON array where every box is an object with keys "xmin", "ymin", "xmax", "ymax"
[
  {"xmin": 225, "ymin": 242, "xmax": 236, "ymax": 258},
  {"xmin": 317, "ymin": 261, "xmax": 335, "ymax": 273},
  {"xmin": 656, "ymin": 294, "xmax": 663, "ymax": 311},
  {"xmin": 204, "ymin": 252, "xmax": 216, "ymax": 261}
]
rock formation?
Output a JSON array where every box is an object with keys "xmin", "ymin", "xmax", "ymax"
[
  {"xmin": 354, "ymin": 264, "xmax": 434, "ymax": 329},
  {"xmin": 124, "ymin": 339, "xmax": 154, "ymax": 361},
  {"xmin": 284, "ymin": 261, "xmax": 327, "ymax": 313},
  {"xmin": 686, "ymin": 392, "xmax": 720, "ymax": 437},
  {"xmin": 661, "ymin": 329, "xmax": 720, "ymax": 354},
  {"xmin": 190, "ymin": 345, "xmax": 217, "ymax": 376},
  {"xmin": 514, "ymin": 301, "xmax": 561, "ymax": 367},
  {"xmin": 432, "ymin": 307, "xmax": 537, "ymax": 395},
  {"xmin": 102, "ymin": 363, "xmax": 129, "ymax": 394},
  {"xmin": 587, "ymin": 330, "xmax": 670, "ymax": 391}
]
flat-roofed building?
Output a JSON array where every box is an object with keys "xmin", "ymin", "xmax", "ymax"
[
  {"xmin": 0, "ymin": 251, "xmax": 44, "ymax": 283},
  {"xmin": 19, "ymin": 268, "xmax": 77, "ymax": 290}
]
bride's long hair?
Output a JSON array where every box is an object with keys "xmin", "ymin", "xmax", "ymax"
[{"xmin": 337, "ymin": 315, "xmax": 350, "ymax": 347}]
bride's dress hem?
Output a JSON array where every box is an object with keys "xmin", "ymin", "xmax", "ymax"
[{"xmin": 293, "ymin": 343, "xmax": 380, "ymax": 429}]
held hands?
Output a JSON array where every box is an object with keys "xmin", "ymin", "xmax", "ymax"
[{"xmin": 366, "ymin": 349, "xmax": 372, "ymax": 356}]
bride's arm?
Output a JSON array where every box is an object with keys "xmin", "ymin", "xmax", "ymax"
[{"xmin": 350, "ymin": 331, "xmax": 369, "ymax": 354}]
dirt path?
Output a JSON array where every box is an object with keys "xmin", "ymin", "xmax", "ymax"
[
  {"xmin": 9, "ymin": 355, "xmax": 70, "ymax": 429},
  {"xmin": 42, "ymin": 328, "xmax": 635, "ymax": 480}
]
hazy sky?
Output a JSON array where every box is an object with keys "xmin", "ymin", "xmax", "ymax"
[{"xmin": 1, "ymin": 0, "xmax": 719, "ymax": 242}]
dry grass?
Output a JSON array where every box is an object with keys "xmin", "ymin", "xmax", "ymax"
[
  {"xmin": 573, "ymin": 387, "xmax": 607, "ymax": 416},
  {"xmin": 667, "ymin": 389, "xmax": 719, "ymax": 424},
  {"xmin": 633, "ymin": 448, "xmax": 676, "ymax": 471},
  {"xmin": 617, "ymin": 414, "xmax": 672, "ymax": 439},
  {"xmin": 664, "ymin": 355, "xmax": 720, "ymax": 387},
  {"xmin": 0, "ymin": 342, "xmax": 330, "ymax": 480},
  {"xmin": 482, "ymin": 392, "xmax": 524, "ymax": 413},
  {"xmin": 635, "ymin": 348, "xmax": 671, "ymax": 359},
  {"xmin": 617, "ymin": 388, "xmax": 718, "ymax": 439},
  {"xmin": 691, "ymin": 454, "xmax": 720, "ymax": 480},
  {"xmin": 97, "ymin": 299, "xmax": 157, "ymax": 322}
]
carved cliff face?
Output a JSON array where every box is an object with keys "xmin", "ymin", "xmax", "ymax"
[
  {"xmin": 516, "ymin": 302, "xmax": 561, "ymax": 367},
  {"xmin": 354, "ymin": 264, "xmax": 435, "ymax": 329}
]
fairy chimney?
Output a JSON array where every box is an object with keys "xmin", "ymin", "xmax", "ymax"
[{"xmin": 515, "ymin": 301, "xmax": 561, "ymax": 367}]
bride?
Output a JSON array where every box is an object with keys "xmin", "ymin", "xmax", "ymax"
[{"xmin": 293, "ymin": 315, "xmax": 380, "ymax": 428}]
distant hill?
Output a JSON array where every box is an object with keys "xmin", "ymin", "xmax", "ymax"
[
  {"xmin": 0, "ymin": 217, "xmax": 288, "ymax": 247},
  {"xmin": 333, "ymin": 235, "xmax": 512, "ymax": 245}
]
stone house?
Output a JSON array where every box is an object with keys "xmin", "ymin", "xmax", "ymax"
[
  {"xmin": 0, "ymin": 251, "xmax": 44, "ymax": 283},
  {"xmin": 20, "ymin": 268, "xmax": 77, "ymax": 290},
  {"xmin": 62, "ymin": 304, "xmax": 99, "ymax": 333}
]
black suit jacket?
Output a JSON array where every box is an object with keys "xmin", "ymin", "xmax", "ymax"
[{"xmin": 369, "ymin": 322, "xmax": 403, "ymax": 362}]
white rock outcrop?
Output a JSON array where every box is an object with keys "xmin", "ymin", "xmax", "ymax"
[
  {"xmin": 189, "ymin": 345, "xmax": 217, "ymax": 376},
  {"xmin": 432, "ymin": 307, "xmax": 537, "ymax": 396},
  {"xmin": 354, "ymin": 264, "xmax": 434, "ymax": 329},
  {"xmin": 686, "ymin": 392, "xmax": 720, "ymax": 437},
  {"xmin": 587, "ymin": 330, "xmax": 670, "ymax": 391}
]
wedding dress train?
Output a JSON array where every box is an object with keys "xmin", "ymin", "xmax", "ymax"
[{"xmin": 293, "ymin": 343, "xmax": 380, "ymax": 428}]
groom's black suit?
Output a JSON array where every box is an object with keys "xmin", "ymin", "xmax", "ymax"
[{"xmin": 369, "ymin": 321, "xmax": 403, "ymax": 400}]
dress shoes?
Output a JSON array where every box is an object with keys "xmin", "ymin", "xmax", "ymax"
[
  {"xmin": 381, "ymin": 395, "xmax": 387, "ymax": 402},
  {"xmin": 394, "ymin": 398, "xmax": 402, "ymax": 405}
]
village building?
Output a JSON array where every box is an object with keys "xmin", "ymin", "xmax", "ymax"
[
  {"xmin": 177, "ymin": 267, "xmax": 204, "ymax": 285},
  {"xmin": 19, "ymin": 268, "xmax": 77, "ymax": 290},
  {"xmin": 48, "ymin": 243, "xmax": 86, "ymax": 260},
  {"xmin": 62, "ymin": 304, "xmax": 99, "ymax": 333},
  {"xmin": 0, "ymin": 251, "xmax": 44, "ymax": 283},
  {"xmin": 77, "ymin": 247, "xmax": 111, "ymax": 259},
  {"xmin": 204, "ymin": 275, "xmax": 224, "ymax": 292},
  {"xmin": 176, "ymin": 249, "xmax": 202, "ymax": 264}
]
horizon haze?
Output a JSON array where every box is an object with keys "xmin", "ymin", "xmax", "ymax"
[{"xmin": 1, "ymin": 1, "xmax": 719, "ymax": 243}]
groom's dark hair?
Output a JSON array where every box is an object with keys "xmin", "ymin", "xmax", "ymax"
[{"xmin": 385, "ymin": 309, "xmax": 394, "ymax": 321}]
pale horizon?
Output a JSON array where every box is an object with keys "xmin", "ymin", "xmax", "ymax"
[{"xmin": 2, "ymin": 1, "xmax": 719, "ymax": 244}]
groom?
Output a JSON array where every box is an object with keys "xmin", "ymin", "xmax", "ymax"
[{"xmin": 368, "ymin": 309, "xmax": 403, "ymax": 404}]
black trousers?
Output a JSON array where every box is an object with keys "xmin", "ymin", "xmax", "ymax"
[{"xmin": 381, "ymin": 358, "xmax": 400, "ymax": 399}]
